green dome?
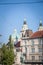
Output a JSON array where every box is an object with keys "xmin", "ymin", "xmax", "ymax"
[{"xmin": 12, "ymin": 29, "xmax": 20, "ymax": 40}]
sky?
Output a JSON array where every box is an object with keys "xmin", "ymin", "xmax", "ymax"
[{"xmin": 0, "ymin": 0, "xmax": 43, "ymax": 43}]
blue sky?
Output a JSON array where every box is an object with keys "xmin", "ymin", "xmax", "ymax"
[{"xmin": 0, "ymin": 0, "xmax": 43, "ymax": 43}]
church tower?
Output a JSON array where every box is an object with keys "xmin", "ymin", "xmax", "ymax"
[
  {"xmin": 38, "ymin": 20, "xmax": 43, "ymax": 31},
  {"xmin": 12, "ymin": 29, "xmax": 20, "ymax": 45},
  {"xmin": 22, "ymin": 18, "xmax": 28, "ymax": 31},
  {"xmin": 20, "ymin": 18, "xmax": 28, "ymax": 38}
]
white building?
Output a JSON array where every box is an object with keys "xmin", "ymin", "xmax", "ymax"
[{"xmin": 12, "ymin": 19, "xmax": 43, "ymax": 65}]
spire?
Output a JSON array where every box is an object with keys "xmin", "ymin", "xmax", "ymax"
[
  {"xmin": 16, "ymin": 36, "xmax": 18, "ymax": 41},
  {"xmin": 39, "ymin": 20, "xmax": 42, "ymax": 26},
  {"xmin": 38, "ymin": 20, "xmax": 43, "ymax": 31},
  {"xmin": 23, "ymin": 18, "xmax": 27, "ymax": 24},
  {"xmin": 22, "ymin": 18, "xmax": 28, "ymax": 31},
  {"xmin": 12, "ymin": 29, "xmax": 20, "ymax": 42},
  {"xmin": 14, "ymin": 29, "xmax": 17, "ymax": 33}
]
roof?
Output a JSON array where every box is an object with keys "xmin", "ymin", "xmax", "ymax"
[
  {"xmin": 24, "ymin": 21, "xmax": 26, "ymax": 24},
  {"xmin": 14, "ymin": 41, "xmax": 20, "ymax": 47},
  {"xmin": 30, "ymin": 31, "xmax": 43, "ymax": 39},
  {"xmin": 39, "ymin": 20, "xmax": 43, "ymax": 26},
  {"xmin": 25, "ymin": 29, "xmax": 33, "ymax": 37}
]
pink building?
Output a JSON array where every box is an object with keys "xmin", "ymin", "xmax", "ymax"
[{"xmin": 12, "ymin": 19, "xmax": 43, "ymax": 65}]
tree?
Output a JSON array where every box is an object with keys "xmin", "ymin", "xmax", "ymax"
[
  {"xmin": 7, "ymin": 35, "xmax": 15, "ymax": 65},
  {"xmin": 1, "ymin": 44, "xmax": 8, "ymax": 65},
  {"xmin": 1, "ymin": 35, "xmax": 15, "ymax": 65},
  {"xmin": 0, "ymin": 35, "xmax": 2, "ymax": 64},
  {"xmin": 7, "ymin": 35, "xmax": 13, "ymax": 49},
  {"xmin": 0, "ymin": 47, "xmax": 2, "ymax": 64}
]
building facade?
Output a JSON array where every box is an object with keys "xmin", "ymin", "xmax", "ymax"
[{"xmin": 12, "ymin": 19, "xmax": 43, "ymax": 65}]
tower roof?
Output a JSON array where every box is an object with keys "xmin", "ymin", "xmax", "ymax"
[
  {"xmin": 23, "ymin": 18, "xmax": 27, "ymax": 24},
  {"xmin": 22, "ymin": 18, "xmax": 28, "ymax": 31},
  {"xmin": 38, "ymin": 20, "xmax": 43, "ymax": 31},
  {"xmin": 24, "ymin": 21, "xmax": 26, "ymax": 24},
  {"xmin": 39, "ymin": 20, "xmax": 42, "ymax": 26}
]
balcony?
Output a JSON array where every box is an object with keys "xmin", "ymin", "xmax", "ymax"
[
  {"xmin": 24, "ymin": 59, "xmax": 42, "ymax": 62},
  {"xmin": 29, "ymin": 52, "xmax": 42, "ymax": 55}
]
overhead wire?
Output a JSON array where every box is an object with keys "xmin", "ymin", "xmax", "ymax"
[{"xmin": 0, "ymin": 1, "xmax": 43, "ymax": 5}]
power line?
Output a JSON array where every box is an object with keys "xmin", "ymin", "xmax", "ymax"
[{"xmin": 0, "ymin": 1, "xmax": 43, "ymax": 5}]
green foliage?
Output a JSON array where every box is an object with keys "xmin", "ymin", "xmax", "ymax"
[
  {"xmin": 1, "ymin": 35, "xmax": 15, "ymax": 65},
  {"xmin": 7, "ymin": 35, "xmax": 13, "ymax": 49},
  {"xmin": 0, "ymin": 49, "xmax": 1, "ymax": 62}
]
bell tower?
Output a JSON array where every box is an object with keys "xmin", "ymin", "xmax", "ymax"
[
  {"xmin": 22, "ymin": 18, "xmax": 28, "ymax": 31},
  {"xmin": 20, "ymin": 18, "xmax": 28, "ymax": 37},
  {"xmin": 38, "ymin": 20, "xmax": 43, "ymax": 31}
]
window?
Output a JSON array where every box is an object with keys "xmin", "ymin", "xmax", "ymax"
[
  {"xmin": 24, "ymin": 35, "xmax": 25, "ymax": 37},
  {"xmin": 39, "ymin": 48, "xmax": 42, "ymax": 52},
  {"xmin": 32, "ymin": 56, "xmax": 35, "ymax": 61},
  {"xmin": 39, "ymin": 39, "xmax": 42, "ymax": 45},
  {"xmin": 32, "ymin": 40, "xmax": 34, "ymax": 46},
  {"xmin": 16, "ymin": 48, "xmax": 20, "ymax": 52},
  {"xmin": 22, "ymin": 33, "xmax": 25, "ymax": 37},
  {"xmin": 32, "ymin": 48, "xmax": 35, "ymax": 53},
  {"xmin": 39, "ymin": 56, "xmax": 42, "ymax": 60},
  {"xmin": 22, "ymin": 33, "xmax": 23, "ymax": 37}
]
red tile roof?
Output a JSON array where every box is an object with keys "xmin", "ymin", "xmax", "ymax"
[
  {"xmin": 14, "ymin": 41, "xmax": 20, "ymax": 47},
  {"xmin": 30, "ymin": 31, "xmax": 43, "ymax": 38}
]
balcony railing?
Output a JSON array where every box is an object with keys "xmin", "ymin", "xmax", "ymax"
[
  {"xmin": 29, "ymin": 52, "xmax": 42, "ymax": 55},
  {"xmin": 24, "ymin": 59, "xmax": 42, "ymax": 62}
]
